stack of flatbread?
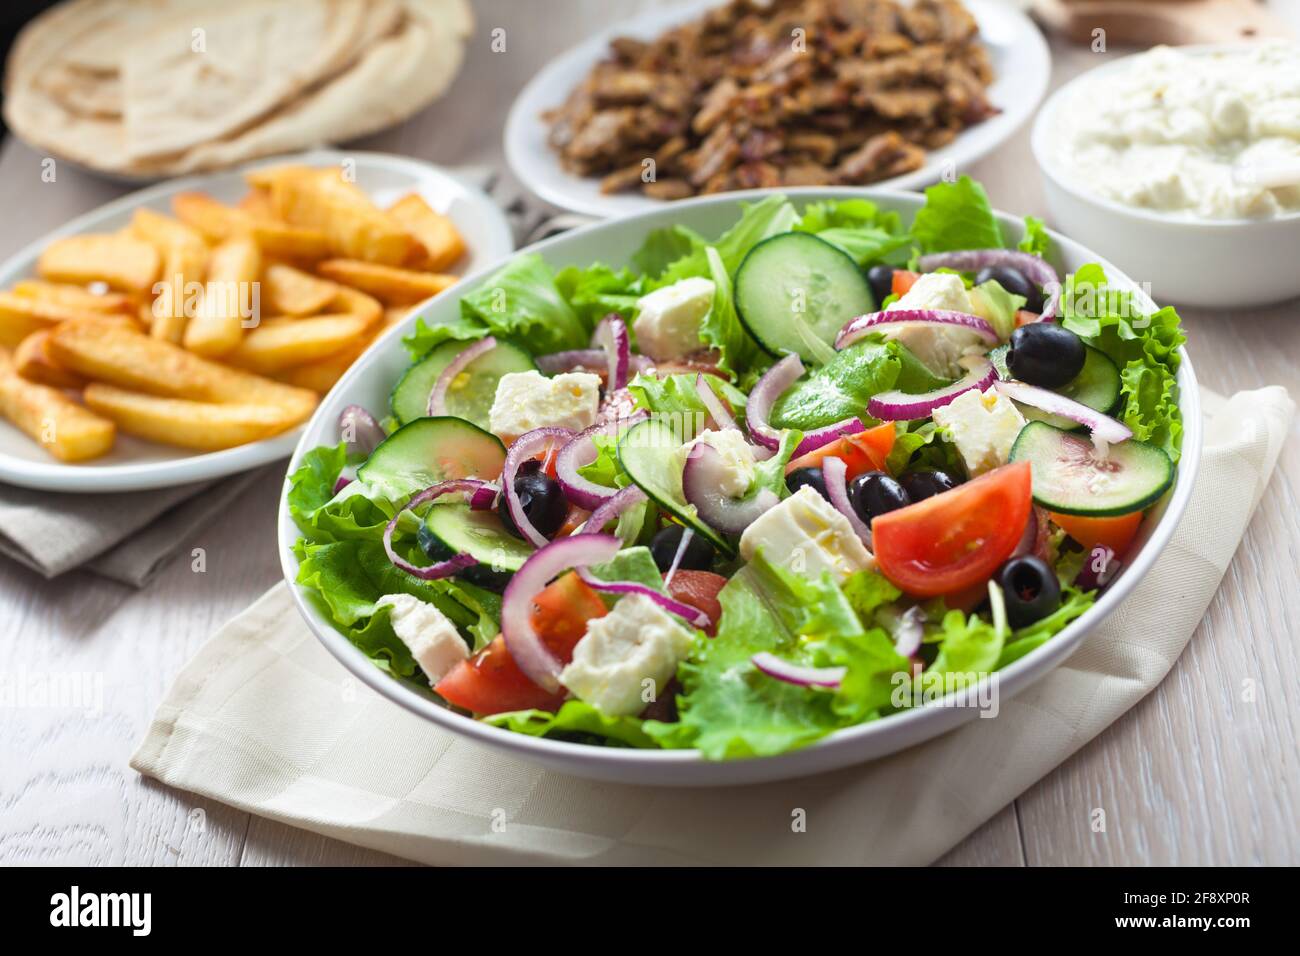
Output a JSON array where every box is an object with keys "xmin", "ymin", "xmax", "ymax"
[{"xmin": 3, "ymin": 0, "xmax": 473, "ymax": 179}]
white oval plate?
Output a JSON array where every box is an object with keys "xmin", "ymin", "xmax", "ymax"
[
  {"xmin": 505, "ymin": 0, "xmax": 1051, "ymax": 218},
  {"xmin": 0, "ymin": 150, "xmax": 514, "ymax": 493},
  {"xmin": 279, "ymin": 187, "xmax": 1202, "ymax": 787}
]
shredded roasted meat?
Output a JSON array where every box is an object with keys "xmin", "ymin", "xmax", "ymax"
[{"xmin": 543, "ymin": 0, "xmax": 997, "ymax": 197}]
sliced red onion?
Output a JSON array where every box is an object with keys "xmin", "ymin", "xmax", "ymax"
[
  {"xmin": 892, "ymin": 606, "xmax": 925, "ymax": 658},
  {"xmin": 867, "ymin": 357, "xmax": 996, "ymax": 421},
  {"xmin": 993, "ymin": 380, "xmax": 1131, "ymax": 451},
  {"xmin": 501, "ymin": 534, "xmax": 623, "ymax": 693},
  {"xmin": 1076, "ymin": 544, "xmax": 1122, "ymax": 591},
  {"xmin": 590, "ymin": 314, "xmax": 632, "ymax": 391},
  {"xmin": 1011, "ymin": 507, "xmax": 1039, "ymax": 559},
  {"xmin": 503, "ymin": 427, "xmax": 574, "ymax": 547},
  {"xmin": 554, "ymin": 412, "xmax": 647, "ymax": 511},
  {"xmin": 536, "ymin": 349, "xmax": 653, "ymax": 377},
  {"xmin": 428, "ymin": 336, "xmax": 496, "ymax": 416},
  {"xmin": 743, "ymin": 353, "xmax": 866, "ymax": 457},
  {"xmin": 835, "ymin": 309, "xmax": 998, "ymax": 351},
  {"xmin": 751, "ymin": 652, "xmax": 845, "ymax": 689},
  {"xmin": 695, "ymin": 373, "xmax": 737, "ymax": 431},
  {"xmin": 663, "ymin": 527, "xmax": 694, "ymax": 587},
  {"xmin": 988, "ymin": 580, "xmax": 1008, "ymax": 638},
  {"xmin": 681, "ymin": 443, "xmax": 779, "ymax": 535},
  {"xmin": 581, "ymin": 484, "xmax": 647, "ymax": 535},
  {"xmin": 917, "ymin": 249, "xmax": 1061, "ymax": 321},
  {"xmin": 821, "ymin": 456, "xmax": 872, "ymax": 549},
  {"xmin": 382, "ymin": 480, "xmax": 485, "ymax": 580},
  {"xmin": 332, "ymin": 475, "xmax": 352, "ymax": 495},
  {"xmin": 576, "ymin": 569, "xmax": 712, "ymax": 629},
  {"xmin": 338, "ymin": 404, "xmax": 384, "ymax": 456},
  {"xmin": 469, "ymin": 483, "xmax": 499, "ymax": 511}
]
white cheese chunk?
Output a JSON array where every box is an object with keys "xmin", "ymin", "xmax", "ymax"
[
  {"xmin": 739, "ymin": 485, "xmax": 873, "ymax": 583},
  {"xmin": 884, "ymin": 273, "xmax": 987, "ymax": 378},
  {"xmin": 558, "ymin": 593, "xmax": 694, "ymax": 716},
  {"xmin": 931, "ymin": 386, "xmax": 1025, "ymax": 477},
  {"xmin": 633, "ymin": 277, "xmax": 715, "ymax": 362},
  {"xmin": 487, "ymin": 370, "xmax": 600, "ymax": 441},
  {"xmin": 678, "ymin": 427, "xmax": 757, "ymax": 498},
  {"xmin": 376, "ymin": 593, "xmax": 469, "ymax": 683}
]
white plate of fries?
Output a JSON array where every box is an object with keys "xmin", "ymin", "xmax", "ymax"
[{"xmin": 0, "ymin": 150, "xmax": 514, "ymax": 493}]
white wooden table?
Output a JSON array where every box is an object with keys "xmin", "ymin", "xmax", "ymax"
[{"xmin": 1, "ymin": 1, "xmax": 1297, "ymax": 866}]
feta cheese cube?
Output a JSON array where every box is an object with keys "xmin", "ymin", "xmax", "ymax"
[
  {"xmin": 678, "ymin": 427, "xmax": 757, "ymax": 498},
  {"xmin": 633, "ymin": 277, "xmax": 715, "ymax": 362},
  {"xmin": 559, "ymin": 593, "xmax": 694, "ymax": 716},
  {"xmin": 739, "ymin": 485, "xmax": 873, "ymax": 583},
  {"xmin": 885, "ymin": 272, "xmax": 986, "ymax": 378},
  {"xmin": 487, "ymin": 370, "xmax": 600, "ymax": 441},
  {"xmin": 931, "ymin": 386, "xmax": 1026, "ymax": 476},
  {"xmin": 376, "ymin": 593, "xmax": 469, "ymax": 683}
]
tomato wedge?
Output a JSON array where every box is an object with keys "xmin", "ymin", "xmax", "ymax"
[
  {"xmin": 872, "ymin": 461, "xmax": 1033, "ymax": 597},
  {"xmin": 664, "ymin": 570, "xmax": 727, "ymax": 636},
  {"xmin": 434, "ymin": 572, "xmax": 606, "ymax": 715},
  {"xmin": 785, "ymin": 422, "xmax": 895, "ymax": 479},
  {"xmin": 891, "ymin": 269, "xmax": 920, "ymax": 298},
  {"xmin": 1049, "ymin": 510, "xmax": 1143, "ymax": 556}
]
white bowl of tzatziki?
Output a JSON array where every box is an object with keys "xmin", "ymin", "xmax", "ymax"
[{"xmin": 1032, "ymin": 44, "xmax": 1300, "ymax": 309}]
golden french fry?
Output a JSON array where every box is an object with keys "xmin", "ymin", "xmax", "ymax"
[
  {"xmin": 237, "ymin": 186, "xmax": 276, "ymax": 219},
  {"xmin": 262, "ymin": 262, "xmax": 339, "ymax": 316},
  {"xmin": 227, "ymin": 314, "xmax": 370, "ymax": 372},
  {"xmin": 47, "ymin": 320, "xmax": 318, "ymax": 424},
  {"xmin": 270, "ymin": 169, "xmax": 415, "ymax": 265},
  {"xmin": 37, "ymin": 234, "xmax": 160, "ymax": 294},
  {"xmin": 172, "ymin": 192, "xmax": 331, "ymax": 260},
  {"xmin": 183, "ymin": 237, "xmax": 261, "ymax": 357},
  {"xmin": 13, "ymin": 329, "xmax": 86, "ymax": 389},
  {"xmin": 83, "ymin": 383, "xmax": 298, "ymax": 450},
  {"xmin": 10, "ymin": 280, "xmax": 134, "ymax": 314},
  {"xmin": 0, "ymin": 348, "xmax": 115, "ymax": 461},
  {"xmin": 1, "ymin": 292, "xmax": 133, "ymax": 348},
  {"xmin": 244, "ymin": 164, "xmax": 316, "ymax": 191},
  {"xmin": 128, "ymin": 208, "xmax": 208, "ymax": 256},
  {"xmin": 329, "ymin": 285, "xmax": 383, "ymax": 326},
  {"xmin": 275, "ymin": 306, "xmax": 405, "ymax": 392},
  {"xmin": 129, "ymin": 209, "xmax": 209, "ymax": 344},
  {"xmin": 316, "ymin": 258, "xmax": 456, "ymax": 304},
  {"xmin": 387, "ymin": 193, "xmax": 467, "ymax": 272}
]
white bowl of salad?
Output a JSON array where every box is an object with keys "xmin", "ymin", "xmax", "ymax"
[{"xmin": 279, "ymin": 178, "xmax": 1200, "ymax": 787}]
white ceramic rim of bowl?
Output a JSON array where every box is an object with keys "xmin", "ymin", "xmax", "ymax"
[
  {"xmin": 1031, "ymin": 43, "xmax": 1300, "ymax": 230},
  {"xmin": 0, "ymin": 149, "xmax": 515, "ymax": 493},
  {"xmin": 278, "ymin": 186, "xmax": 1202, "ymax": 783},
  {"xmin": 504, "ymin": 0, "xmax": 1051, "ymax": 218}
]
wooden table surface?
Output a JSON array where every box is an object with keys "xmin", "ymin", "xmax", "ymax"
[{"xmin": 1, "ymin": 1, "xmax": 1296, "ymax": 867}]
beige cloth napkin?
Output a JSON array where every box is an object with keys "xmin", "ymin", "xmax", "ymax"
[{"xmin": 130, "ymin": 385, "xmax": 1293, "ymax": 865}]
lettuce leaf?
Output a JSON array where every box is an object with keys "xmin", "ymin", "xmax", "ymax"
[
  {"xmin": 627, "ymin": 370, "xmax": 747, "ymax": 421},
  {"xmin": 554, "ymin": 262, "xmax": 645, "ymax": 329},
  {"xmin": 1018, "ymin": 215, "xmax": 1051, "ymax": 257},
  {"xmin": 287, "ymin": 443, "xmax": 390, "ymax": 543},
  {"xmin": 995, "ymin": 587, "xmax": 1095, "ymax": 668},
  {"xmin": 793, "ymin": 197, "xmax": 910, "ymax": 269},
  {"xmin": 909, "ymin": 176, "xmax": 1004, "ymax": 253},
  {"xmin": 401, "ymin": 310, "xmax": 488, "ymax": 361},
  {"xmin": 458, "ymin": 253, "xmax": 592, "ymax": 354},
  {"xmin": 483, "ymin": 700, "xmax": 661, "ymax": 749}
]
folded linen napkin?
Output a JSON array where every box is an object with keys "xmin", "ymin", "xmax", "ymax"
[{"xmin": 130, "ymin": 385, "xmax": 1293, "ymax": 865}]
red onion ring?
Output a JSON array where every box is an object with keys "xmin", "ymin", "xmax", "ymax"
[
  {"xmin": 917, "ymin": 249, "xmax": 1062, "ymax": 321},
  {"xmin": 428, "ymin": 336, "xmax": 497, "ymax": 417},
  {"xmin": 744, "ymin": 353, "xmax": 866, "ymax": 457},
  {"xmin": 821, "ymin": 455, "xmax": 872, "ymax": 549},
  {"xmin": 1076, "ymin": 544, "xmax": 1122, "ymax": 591},
  {"xmin": 867, "ymin": 357, "xmax": 996, "ymax": 421},
  {"xmin": 332, "ymin": 476, "xmax": 352, "ymax": 495},
  {"xmin": 575, "ymin": 569, "xmax": 712, "ymax": 629},
  {"xmin": 694, "ymin": 373, "xmax": 737, "ymax": 431},
  {"xmin": 993, "ymin": 380, "xmax": 1131, "ymax": 448},
  {"xmin": 892, "ymin": 606, "xmax": 925, "ymax": 658},
  {"xmin": 835, "ymin": 309, "xmax": 998, "ymax": 351},
  {"xmin": 751, "ymin": 652, "xmax": 845, "ymax": 689},
  {"xmin": 662, "ymin": 527, "xmax": 694, "ymax": 587},
  {"xmin": 581, "ymin": 484, "xmax": 647, "ymax": 535},
  {"xmin": 501, "ymin": 534, "xmax": 623, "ymax": 693},
  {"xmin": 591, "ymin": 314, "xmax": 631, "ymax": 391},
  {"xmin": 469, "ymin": 483, "xmax": 499, "ymax": 511},
  {"xmin": 536, "ymin": 349, "xmax": 654, "ymax": 378},
  {"xmin": 554, "ymin": 412, "xmax": 648, "ymax": 511},
  {"xmin": 338, "ymin": 404, "xmax": 384, "ymax": 456},
  {"xmin": 680, "ymin": 443, "xmax": 779, "ymax": 535},
  {"xmin": 502, "ymin": 427, "xmax": 574, "ymax": 547},
  {"xmin": 382, "ymin": 480, "xmax": 486, "ymax": 580}
]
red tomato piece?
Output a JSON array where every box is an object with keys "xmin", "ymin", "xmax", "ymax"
[
  {"xmin": 664, "ymin": 570, "xmax": 727, "ymax": 636},
  {"xmin": 891, "ymin": 270, "xmax": 920, "ymax": 298},
  {"xmin": 785, "ymin": 423, "xmax": 896, "ymax": 479}
]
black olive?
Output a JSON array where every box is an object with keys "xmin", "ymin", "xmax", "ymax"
[
  {"xmin": 995, "ymin": 555, "xmax": 1061, "ymax": 629},
  {"xmin": 786, "ymin": 465, "xmax": 829, "ymax": 500},
  {"xmin": 975, "ymin": 265, "xmax": 1044, "ymax": 313},
  {"xmin": 418, "ymin": 519, "xmax": 512, "ymax": 591},
  {"xmin": 1006, "ymin": 323, "xmax": 1087, "ymax": 389},
  {"xmin": 848, "ymin": 471, "xmax": 910, "ymax": 523},
  {"xmin": 866, "ymin": 264, "xmax": 895, "ymax": 305},
  {"xmin": 898, "ymin": 469, "xmax": 958, "ymax": 502},
  {"xmin": 498, "ymin": 459, "xmax": 568, "ymax": 540},
  {"xmin": 417, "ymin": 522, "xmax": 453, "ymax": 562},
  {"xmin": 650, "ymin": 524, "xmax": 716, "ymax": 572}
]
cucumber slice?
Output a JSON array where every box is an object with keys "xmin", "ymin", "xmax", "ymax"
[
  {"xmin": 616, "ymin": 417, "xmax": 734, "ymax": 555},
  {"xmin": 358, "ymin": 417, "xmax": 506, "ymax": 498},
  {"xmin": 422, "ymin": 503, "xmax": 533, "ymax": 572},
  {"xmin": 735, "ymin": 232, "xmax": 874, "ymax": 363},
  {"xmin": 390, "ymin": 339, "xmax": 535, "ymax": 429},
  {"xmin": 1009, "ymin": 421, "xmax": 1173, "ymax": 517},
  {"xmin": 991, "ymin": 344, "xmax": 1121, "ymax": 431}
]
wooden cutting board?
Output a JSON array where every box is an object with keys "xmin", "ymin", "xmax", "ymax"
[{"xmin": 1033, "ymin": 0, "xmax": 1293, "ymax": 46}]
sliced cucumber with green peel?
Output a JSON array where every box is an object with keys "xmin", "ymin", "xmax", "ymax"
[
  {"xmin": 734, "ymin": 232, "xmax": 874, "ymax": 363},
  {"xmin": 358, "ymin": 417, "xmax": 505, "ymax": 497},
  {"xmin": 991, "ymin": 344, "xmax": 1121, "ymax": 431},
  {"xmin": 616, "ymin": 417, "xmax": 734, "ymax": 555},
  {"xmin": 390, "ymin": 339, "xmax": 535, "ymax": 429},
  {"xmin": 421, "ymin": 503, "xmax": 533, "ymax": 572},
  {"xmin": 1009, "ymin": 421, "xmax": 1173, "ymax": 517}
]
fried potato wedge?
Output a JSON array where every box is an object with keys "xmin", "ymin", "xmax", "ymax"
[
  {"xmin": 275, "ymin": 305, "xmax": 405, "ymax": 392},
  {"xmin": 172, "ymin": 192, "xmax": 331, "ymax": 260},
  {"xmin": 83, "ymin": 384, "xmax": 299, "ymax": 450},
  {"xmin": 262, "ymin": 262, "xmax": 339, "ymax": 316},
  {"xmin": 10, "ymin": 280, "xmax": 134, "ymax": 314},
  {"xmin": 13, "ymin": 329, "xmax": 86, "ymax": 389},
  {"xmin": 0, "ymin": 348, "xmax": 114, "ymax": 461},
  {"xmin": 1, "ymin": 292, "xmax": 133, "ymax": 348},
  {"xmin": 47, "ymin": 320, "xmax": 317, "ymax": 423},
  {"xmin": 130, "ymin": 209, "xmax": 210, "ymax": 344},
  {"xmin": 237, "ymin": 186, "xmax": 276, "ymax": 219},
  {"xmin": 269, "ymin": 169, "xmax": 415, "ymax": 265},
  {"xmin": 228, "ymin": 314, "xmax": 370, "ymax": 372},
  {"xmin": 387, "ymin": 193, "xmax": 466, "ymax": 271},
  {"xmin": 316, "ymin": 258, "xmax": 455, "ymax": 304},
  {"xmin": 37, "ymin": 234, "xmax": 160, "ymax": 294},
  {"xmin": 183, "ymin": 237, "xmax": 261, "ymax": 357},
  {"xmin": 329, "ymin": 285, "xmax": 383, "ymax": 326}
]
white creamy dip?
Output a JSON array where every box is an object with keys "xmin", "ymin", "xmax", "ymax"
[{"xmin": 1050, "ymin": 44, "xmax": 1300, "ymax": 220}]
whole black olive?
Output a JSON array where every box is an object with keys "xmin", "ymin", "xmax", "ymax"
[
  {"xmin": 848, "ymin": 471, "xmax": 910, "ymax": 524},
  {"xmin": 975, "ymin": 264, "xmax": 1044, "ymax": 313},
  {"xmin": 1006, "ymin": 323, "xmax": 1087, "ymax": 389},
  {"xmin": 995, "ymin": 555, "xmax": 1061, "ymax": 629},
  {"xmin": 866, "ymin": 264, "xmax": 895, "ymax": 305},
  {"xmin": 899, "ymin": 469, "xmax": 958, "ymax": 502},
  {"xmin": 786, "ymin": 465, "xmax": 829, "ymax": 500},
  {"xmin": 650, "ymin": 525, "xmax": 716, "ymax": 573},
  {"xmin": 498, "ymin": 459, "xmax": 568, "ymax": 540}
]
